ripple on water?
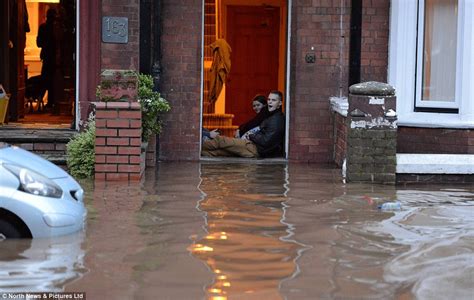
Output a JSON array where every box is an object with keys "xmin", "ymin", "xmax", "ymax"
[{"xmin": 377, "ymin": 190, "xmax": 474, "ymax": 300}]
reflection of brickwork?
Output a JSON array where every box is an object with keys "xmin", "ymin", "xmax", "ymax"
[
  {"xmin": 94, "ymin": 102, "xmax": 143, "ymax": 181},
  {"xmin": 397, "ymin": 128, "xmax": 474, "ymax": 154}
]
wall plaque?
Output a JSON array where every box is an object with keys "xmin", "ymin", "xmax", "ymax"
[{"xmin": 102, "ymin": 17, "xmax": 128, "ymax": 44}]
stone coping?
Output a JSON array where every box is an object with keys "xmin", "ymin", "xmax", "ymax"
[
  {"xmin": 349, "ymin": 81, "xmax": 395, "ymax": 96},
  {"xmin": 200, "ymin": 157, "xmax": 287, "ymax": 164},
  {"xmin": 93, "ymin": 101, "xmax": 141, "ymax": 110},
  {"xmin": 396, "ymin": 154, "xmax": 474, "ymax": 174}
]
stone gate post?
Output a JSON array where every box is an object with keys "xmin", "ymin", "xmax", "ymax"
[
  {"xmin": 346, "ymin": 82, "xmax": 397, "ymax": 184},
  {"xmin": 94, "ymin": 70, "xmax": 143, "ymax": 181}
]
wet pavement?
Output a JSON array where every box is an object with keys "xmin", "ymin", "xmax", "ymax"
[{"xmin": 1, "ymin": 162, "xmax": 473, "ymax": 299}]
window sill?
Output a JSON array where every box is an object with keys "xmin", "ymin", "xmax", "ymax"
[
  {"xmin": 398, "ymin": 112, "xmax": 474, "ymax": 129},
  {"xmin": 329, "ymin": 97, "xmax": 348, "ymax": 117}
]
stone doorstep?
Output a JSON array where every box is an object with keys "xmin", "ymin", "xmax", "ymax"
[
  {"xmin": 200, "ymin": 157, "xmax": 287, "ymax": 164},
  {"xmin": 0, "ymin": 128, "xmax": 77, "ymax": 143},
  {"xmin": 0, "ymin": 129, "xmax": 77, "ymax": 165},
  {"xmin": 396, "ymin": 154, "xmax": 474, "ymax": 174}
]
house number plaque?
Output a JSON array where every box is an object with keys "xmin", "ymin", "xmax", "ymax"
[{"xmin": 102, "ymin": 17, "xmax": 128, "ymax": 44}]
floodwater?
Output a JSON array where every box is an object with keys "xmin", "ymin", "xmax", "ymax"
[{"xmin": 1, "ymin": 162, "xmax": 473, "ymax": 299}]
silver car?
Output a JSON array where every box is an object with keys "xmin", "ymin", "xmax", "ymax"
[{"xmin": 0, "ymin": 143, "xmax": 86, "ymax": 238}]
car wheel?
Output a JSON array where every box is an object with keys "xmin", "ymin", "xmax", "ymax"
[{"xmin": 0, "ymin": 219, "xmax": 24, "ymax": 239}]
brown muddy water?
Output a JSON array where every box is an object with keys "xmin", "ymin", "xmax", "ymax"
[{"xmin": 1, "ymin": 162, "xmax": 473, "ymax": 299}]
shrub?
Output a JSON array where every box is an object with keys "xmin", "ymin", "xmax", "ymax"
[
  {"xmin": 66, "ymin": 119, "xmax": 95, "ymax": 178},
  {"xmin": 138, "ymin": 73, "xmax": 171, "ymax": 142}
]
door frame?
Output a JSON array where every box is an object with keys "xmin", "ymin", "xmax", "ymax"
[
  {"xmin": 75, "ymin": 0, "xmax": 79, "ymax": 130},
  {"xmin": 199, "ymin": 0, "xmax": 292, "ymax": 158}
]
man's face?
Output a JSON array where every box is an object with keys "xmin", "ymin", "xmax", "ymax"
[{"xmin": 267, "ymin": 93, "xmax": 282, "ymax": 112}]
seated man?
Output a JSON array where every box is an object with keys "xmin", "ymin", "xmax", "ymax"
[
  {"xmin": 202, "ymin": 128, "xmax": 220, "ymax": 141},
  {"xmin": 202, "ymin": 90, "xmax": 285, "ymax": 158}
]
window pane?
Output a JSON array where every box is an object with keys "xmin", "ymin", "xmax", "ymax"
[{"xmin": 422, "ymin": 0, "xmax": 458, "ymax": 102}]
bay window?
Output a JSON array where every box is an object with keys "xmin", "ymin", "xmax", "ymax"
[{"xmin": 389, "ymin": 0, "xmax": 474, "ymax": 127}]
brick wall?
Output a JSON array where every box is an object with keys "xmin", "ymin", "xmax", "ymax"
[
  {"xmin": 94, "ymin": 102, "xmax": 143, "ymax": 180},
  {"xmin": 397, "ymin": 127, "xmax": 474, "ymax": 154},
  {"xmin": 333, "ymin": 113, "xmax": 347, "ymax": 167},
  {"xmin": 360, "ymin": 0, "xmax": 390, "ymax": 82},
  {"xmin": 289, "ymin": 0, "xmax": 350, "ymax": 162},
  {"xmin": 158, "ymin": 0, "xmax": 202, "ymax": 161},
  {"xmin": 14, "ymin": 142, "xmax": 68, "ymax": 165},
  {"xmin": 101, "ymin": 0, "xmax": 140, "ymax": 71}
]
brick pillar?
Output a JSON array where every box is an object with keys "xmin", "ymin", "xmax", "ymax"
[
  {"xmin": 94, "ymin": 70, "xmax": 144, "ymax": 181},
  {"xmin": 346, "ymin": 82, "xmax": 397, "ymax": 184}
]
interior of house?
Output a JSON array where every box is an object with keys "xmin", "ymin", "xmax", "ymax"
[
  {"xmin": 0, "ymin": 0, "xmax": 76, "ymax": 128},
  {"xmin": 202, "ymin": 0, "xmax": 287, "ymax": 138}
]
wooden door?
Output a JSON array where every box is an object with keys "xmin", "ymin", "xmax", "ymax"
[
  {"xmin": 226, "ymin": 6, "xmax": 280, "ymax": 126},
  {"xmin": 8, "ymin": 0, "xmax": 27, "ymax": 121},
  {"xmin": 0, "ymin": 1, "xmax": 10, "ymax": 92}
]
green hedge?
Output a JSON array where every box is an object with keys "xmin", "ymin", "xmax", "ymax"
[{"xmin": 66, "ymin": 120, "xmax": 96, "ymax": 178}]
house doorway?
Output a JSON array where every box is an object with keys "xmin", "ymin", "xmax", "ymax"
[
  {"xmin": 201, "ymin": 0, "xmax": 288, "ymax": 154},
  {"xmin": 0, "ymin": 0, "xmax": 77, "ymax": 128}
]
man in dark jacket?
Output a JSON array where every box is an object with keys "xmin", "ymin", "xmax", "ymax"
[{"xmin": 202, "ymin": 91, "xmax": 285, "ymax": 158}]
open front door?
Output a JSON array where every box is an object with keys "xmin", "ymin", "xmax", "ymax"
[
  {"xmin": 201, "ymin": 0, "xmax": 288, "ymax": 148},
  {"xmin": 0, "ymin": 0, "xmax": 76, "ymax": 127}
]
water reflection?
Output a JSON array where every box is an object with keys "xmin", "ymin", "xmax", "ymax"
[
  {"xmin": 0, "ymin": 233, "xmax": 86, "ymax": 292},
  {"xmin": 2, "ymin": 163, "xmax": 472, "ymax": 299},
  {"xmin": 191, "ymin": 164, "xmax": 303, "ymax": 299},
  {"xmin": 66, "ymin": 164, "xmax": 212, "ymax": 299}
]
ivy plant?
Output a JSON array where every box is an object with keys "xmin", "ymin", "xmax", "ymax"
[{"xmin": 138, "ymin": 74, "xmax": 171, "ymax": 142}]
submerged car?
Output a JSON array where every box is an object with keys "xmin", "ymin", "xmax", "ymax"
[{"xmin": 0, "ymin": 143, "xmax": 86, "ymax": 239}]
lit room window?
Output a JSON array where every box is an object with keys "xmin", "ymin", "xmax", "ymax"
[{"xmin": 416, "ymin": 0, "xmax": 458, "ymax": 109}]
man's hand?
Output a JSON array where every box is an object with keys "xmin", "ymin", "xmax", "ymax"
[{"xmin": 210, "ymin": 129, "xmax": 220, "ymax": 139}]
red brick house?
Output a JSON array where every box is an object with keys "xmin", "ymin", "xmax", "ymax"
[{"xmin": 1, "ymin": 0, "xmax": 472, "ymax": 167}]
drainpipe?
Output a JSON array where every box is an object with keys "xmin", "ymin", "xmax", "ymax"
[
  {"xmin": 151, "ymin": 0, "xmax": 163, "ymax": 91},
  {"xmin": 140, "ymin": 0, "xmax": 152, "ymax": 74},
  {"xmin": 151, "ymin": 0, "xmax": 163, "ymax": 162},
  {"xmin": 349, "ymin": 0, "xmax": 362, "ymax": 86}
]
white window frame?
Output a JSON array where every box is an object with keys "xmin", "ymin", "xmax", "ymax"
[
  {"xmin": 388, "ymin": 0, "xmax": 474, "ymax": 128},
  {"xmin": 415, "ymin": 0, "xmax": 459, "ymax": 109}
]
